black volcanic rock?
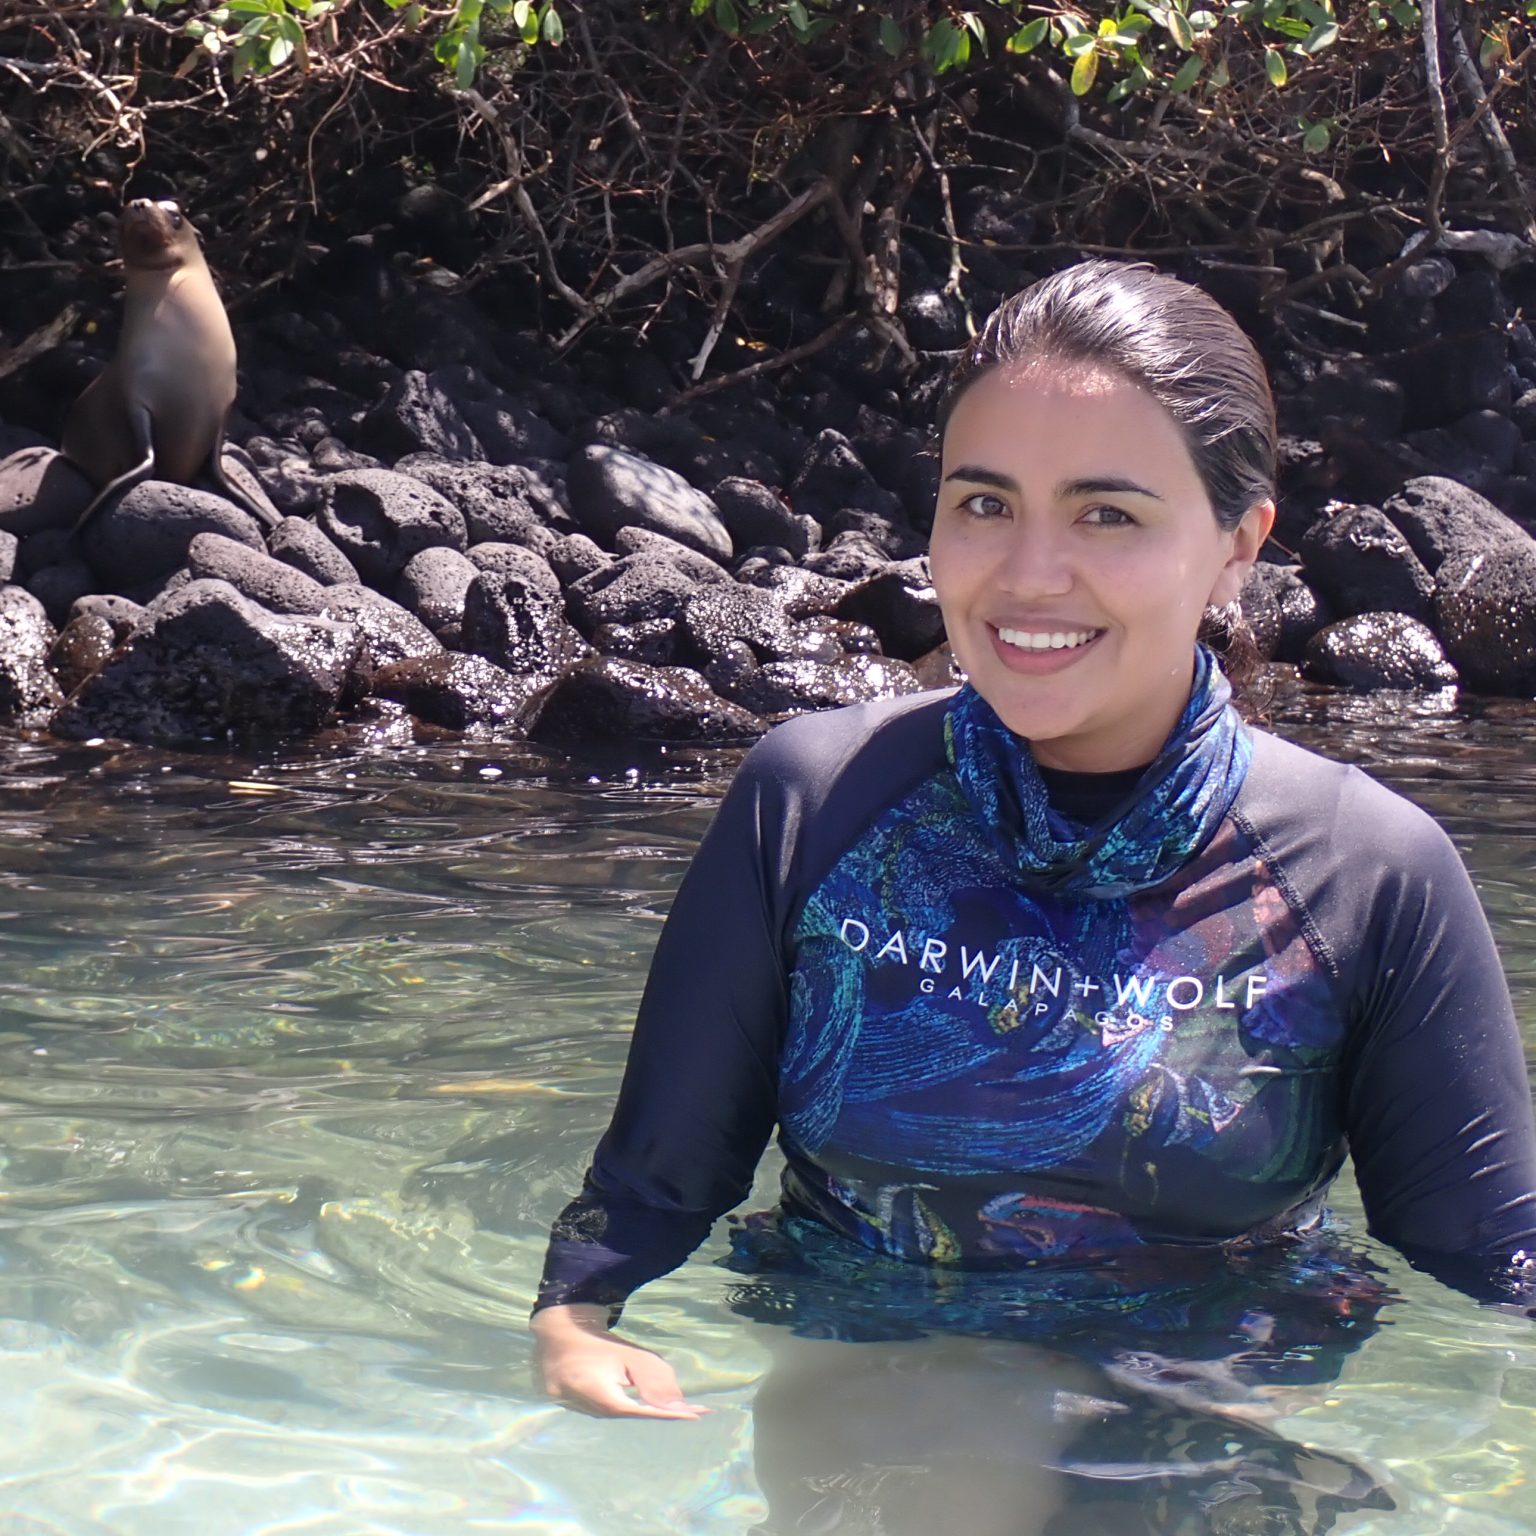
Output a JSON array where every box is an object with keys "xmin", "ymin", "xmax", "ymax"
[
  {"xmin": 315, "ymin": 468, "xmax": 468, "ymax": 586},
  {"xmin": 567, "ymin": 445, "xmax": 733, "ymax": 562},
  {"xmin": 1299, "ymin": 503, "xmax": 1435, "ymax": 622},
  {"xmin": 1301, "ymin": 613, "xmax": 1457, "ymax": 692},
  {"xmin": 531, "ymin": 657, "xmax": 764, "ymax": 743},
  {"xmin": 1435, "ymin": 546, "xmax": 1536, "ymax": 697}
]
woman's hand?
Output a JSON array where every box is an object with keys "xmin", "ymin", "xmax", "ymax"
[{"xmin": 531, "ymin": 1303, "xmax": 707, "ymax": 1420}]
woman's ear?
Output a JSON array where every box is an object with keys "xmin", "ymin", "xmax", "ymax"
[{"xmin": 1208, "ymin": 499, "xmax": 1277, "ymax": 608}]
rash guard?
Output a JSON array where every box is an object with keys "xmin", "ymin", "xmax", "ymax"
[{"xmin": 537, "ymin": 690, "xmax": 1536, "ymax": 1315}]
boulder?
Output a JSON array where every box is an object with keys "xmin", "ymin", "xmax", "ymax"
[
  {"xmin": 466, "ymin": 542, "xmax": 563, "ymax": 603},
  {"xmin": 68, "ymin": 593, "xmax": 144, "ymax": 640},
  {"xmin": 824, "ymin": 508, "xmax": 927, "ymax": 561},
  {"xmin": 832, "ymin": 559, "xmax": 945, "ymax": 660},
  {"xmin": 802, "ymin": 531, "xmax": 893, "ymax": 584},
  {"xmin": 318, "ymin": 584, "xmax": 443, "ymax": 688},
  {"xmin": 267, "ymin": 516, "xmax": 360, "ymax": 585},
  {"xmin": 315, "ymin": 468, "xmax": 467, "ymax": 586},
  {"xmin": 18, "ymin": 528, "xmax": 73, "ymax": 580},
  {"xmin": 77, "ymin": 480, "xmax": 267, "ymax": 589},
  {"xmin": 52, "ymin": 579, "xmax": 361, "ymax": 745},
  {"xmin": 188, "ymin": 532, "xmax": 330, "ymax": 615},
  {"xmin": 0, "ymin": 447, "xmax": 94, "ymax": 536},
  {"xmin": 565, "ymin": 554, "xmax": 700, "ymax": 633},
  {"xmin": 367, "ymin": 652, "xmax": 549, "ymax": 735},
  {"xmin": 1236, "ymin": 565, "xmax": 1283, "ymax": 660},
  {"xmin": 1301, "ymin": 613, "xmax": 1457, "ymax": 692},
  {"xmin": 1299, "ymin": 503, "xmax": 1435, "ymax": 622},
  {"xmin": 395, "ymin": 457, "xmax": 558, "ymax": 555},
  {"xmin": 592, "ymin": 617, "xmax": 678, "ymax": 666},
  {"xmin": 0, "ymin": 530, "xmax": 15, "ymax": 584},
  {"xmin": 739, "ymin": 564, "xmax": 851, "ymax": 619},
  {"xmin": 1380, "ymin": 476, "xmax": 1535, "ymax": 575},
  {"xmin": 710, "ymin": 477, "xmax": 818, "ymax": 560},
  {"xmin": 566, "ymin": 444, "xmax": 733, "ymax": 562},
  {"xmin": 546, "ymin": 532, "xmax": 611, "ymax": 587},
  {"xmin": 900, "ymin": 287, "xmax": 969, "ymax": 351},
  {"xmin": 531, "ymin": 657, "xmax": 765, "ymax": 743},
  {"xmin": 396, "ymin": 545, "xmax": 481, "ymax": 643},
  {"xmin": 461, "ymin": 567, "xmax": 589, "ymax": 678},
  {"xmin": 25, "ymin": 560, "xmax": 96, "ymax": 626},
  {"xmin": 1434, "ymin": 547, "xmax": 1536, "ymax": 696},
  {"xmin": 679, "ymin": 583, "xmax": 819, "ymax": 669},
  {"xmin": 457, "ymin": 394, "xmax": 570, "ymax": 464},
  {"xmin": 47, "ymin": 612, "xmax": 116, "ymax": 695},
  {"xmin": 0, "ymin": 584, "xmax": 62, "ymax": 725},
  {"xmin": 355, "ymin": 369, "xmax": 485, "ymax": 463},
  {"xmin": 1245, "ymin": 564, "xmax": 1329, "ymax": 664},
  {"xmin": 722, "ymin": 654, "xmax": 925, "ymax": 717},
  {"xmin": 790, "ymin": 429, "xmax": 903, "ymax": 523},
  {"xmin": 614, "ymin": 526, "xmax": 732, "ymax": 582}
]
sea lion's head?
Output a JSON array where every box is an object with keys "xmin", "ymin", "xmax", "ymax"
[{"xmin": 118, "ymin": 199, "xmax": 203, "ymax": 272}]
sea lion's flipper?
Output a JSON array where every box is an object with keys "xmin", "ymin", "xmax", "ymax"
[
  {"xmin": 69, "ymin": 451, "xmax": 156, "ymax": 537},
  {"xmin": 205, "ymin": 427, "xmax": 282, "ymax": 533}
]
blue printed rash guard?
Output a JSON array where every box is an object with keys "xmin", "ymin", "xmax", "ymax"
[{"xmin": 536, "ymin": 691, "xmax": 1536, "ymax": 1315}]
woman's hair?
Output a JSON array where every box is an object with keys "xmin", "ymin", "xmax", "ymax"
[{"xmin": 938, "ymin": 260, "xmax": 1276, "ymax": 709}]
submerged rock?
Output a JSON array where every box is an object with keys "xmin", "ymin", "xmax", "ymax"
[
  {"xmin": 531, "ymin": 657, "xmax": 764, "ymax": 743},
  {"xmin": 53, "ymin": 579, "xmax": 361, "ymax": 744},
  {"xmin": 1301, "ymin": 613, "xmax": 1457, "ymax": 692}
]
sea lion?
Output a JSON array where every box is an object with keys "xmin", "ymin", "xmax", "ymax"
[{"xmin": 62, "ymin": 198, "xmax": 279, "ymax": 534}]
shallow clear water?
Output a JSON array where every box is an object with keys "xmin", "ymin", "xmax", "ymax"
[{"xmin": 0, "ymin": 680, "xmax": 1533, "ymax": 1534}]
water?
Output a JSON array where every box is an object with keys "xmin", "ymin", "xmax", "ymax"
[{"xmin": 0, "ymin": 680, "xmax": 1532, "ymax": 1534}]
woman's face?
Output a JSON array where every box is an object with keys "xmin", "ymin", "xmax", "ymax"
[{"xmin": 930, "ymin": 361, "xmax": 1273, "ymax": 773}]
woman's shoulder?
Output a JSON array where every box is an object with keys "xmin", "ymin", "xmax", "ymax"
[
  {"xmin": 1240, "ymin": 725, "xmax": 1462, "ymax": 881},
  {"xmin": 737, "ymin": 688, "xmax": 956, "ymax": 804}
]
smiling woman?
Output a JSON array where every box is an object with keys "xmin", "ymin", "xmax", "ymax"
[{"xmin": 528, "ymin": 262, "xmax": 1536, "ymax": 1534}]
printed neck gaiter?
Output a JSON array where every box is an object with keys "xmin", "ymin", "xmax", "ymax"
[{"xmin": 943, "ymin": 645, "xmax": 1252, "ymax": 899}]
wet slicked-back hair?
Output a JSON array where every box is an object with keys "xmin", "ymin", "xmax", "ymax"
[{"xmin": 939, "ymin": 259, "xmax": 1278, "ymax": 533}]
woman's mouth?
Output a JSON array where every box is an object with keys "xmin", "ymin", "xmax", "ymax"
[{"xmin": 994, "ymin": 626, "xmax": 1103, "ymax": 653}]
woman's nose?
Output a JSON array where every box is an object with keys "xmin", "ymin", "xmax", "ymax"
[{"xmin": 994, "ymin": 520, "xmax": 1074, "ymax": 598}]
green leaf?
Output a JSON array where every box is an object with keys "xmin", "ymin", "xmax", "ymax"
[
  {"xmin": 521, "ymin": 8, "xmax": 539, "ymax": 41},
  {"xmin": 691, "ymin": 0, "xmax": 710, "ymax": 14},
  {"xmin": 1007, "ymin": 16, "xmax": 1049, "ymax": 52},
  {"xmin": 1098, "ymin": 16, "xmax": 1118, "ymax": 35},
  {"xmin": 1269, "ymin": 16, "xmax": 1311, "ymax": 39},
  {"xmin": 1390, "ymin": 1, "xmax": 1419, "ymax": 23},
  {"xmin": 1070, "ymin": 44, "xmax": 1099, "ymax": 93},
  {"xmin": 879, "ymin": 16, "xmax": 904, "ymax": 53},
  {"xmin": 788, "ymin": 0, "xmax": 808, "ymax": 27},
  {"xmin": 1302, "ymin": 120, "xmax": 1331, "ymax": 151},
  {"xmin": 1481, "ymin": 32, "xmax": 1506, "ymax": 68},
  {"xmin": 268, "ymin": 32, "xmax": 292, "ymax": 64},
  {"xmin": 1057, "ymin": 13, "xmax": 1085, "ymax": 37},
  {"xmin": 1295, "ymin": 0, "xmax": 1331, "ymax": 25},
  {"xmin": 542, "ymin": 3, "xmax": 563, "ymax": 42},
  {"xmin": 1209, "ymin": 55, "xmax": 1230, "ymax": 85},
  {"xmin": 1188, "ymin": 8, "xmax": 1216, "ymax": 30},
  {"xmin": 1063, "ymin": 31, "xmax": 1097, "ymax": 55},
  {"xmin": 1166, "ymin": 7, "xmax": 1194, "ymax": 47},
  {"xmin": 1116, "ymin": 15, "xmax": 1152, "ymax": 37},
  {"xmin": 1302, "ymin": 19, "xmax": 1339, "ymax": 51},
  {"xmin": 963, "ymin": 11, "xmax": 987, "ymax": 42},
  {"xmin": 1106, "ymin": 74, "xmax": 1136, "ymax": 102},
  {"xmin": 512, "ymin": 0, "xmax": 530, "ymax": 24},
  {"xmin": 713, "ymin": 0, "xmax": 739, "ymax": 34},
  {"xmin": 1169, "ymin": 51, "xmax": 1203, "ymax": 90},
  {"xmin": 1265, "ymin": 45, "xmax": 1287, "ymax": 85}
]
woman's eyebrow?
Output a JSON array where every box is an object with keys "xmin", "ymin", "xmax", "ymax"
[
  {"xmin": 1057, "ymin": 475, "xmax": 1165, "ymax": 501},
  {"xmin": 942, "ymin": 465, "xmax": 1018, "ymax": 491}
]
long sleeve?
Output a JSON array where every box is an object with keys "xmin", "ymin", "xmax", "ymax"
[
  {"xmin": 534, "ymin": 748, "xmax": 790, "ymax": 1315},
  {"xmin": 532, "ymin": 692, "xmax": 954, "ymax": 1317},
  {"xmin": 1339, "ymin": 779, "xmax": 1536, "ymax": 1295}
]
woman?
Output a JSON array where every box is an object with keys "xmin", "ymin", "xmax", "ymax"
[{"xmin": 530, "ymin": 262, "xmax": 1536, "ymax": 1524}]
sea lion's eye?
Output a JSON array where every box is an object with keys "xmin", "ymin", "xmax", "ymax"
[{"xmin": 169, "ymin": 211, "xmax": 183, "ymax": 229}]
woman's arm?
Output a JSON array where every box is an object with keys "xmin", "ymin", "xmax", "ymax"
[{"xmin": 1342, "ymin": 796, "xmax": 1536, "ymax": 1296}]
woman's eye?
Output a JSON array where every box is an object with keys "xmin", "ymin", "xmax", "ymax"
[
  {"xmin": 1080, "ymin": 504, "xmax": 1136, "ymax": 527},
  {"xmin": 960, "ymin": 492, "xmax": 1010, "ymax": 519}
]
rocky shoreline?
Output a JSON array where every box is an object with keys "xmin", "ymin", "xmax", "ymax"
[{"xmin": 2, "ymin": 247, "xmax": 1535, "ymax": 749}]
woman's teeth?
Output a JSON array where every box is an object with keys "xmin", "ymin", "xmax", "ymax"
[{"xmin": 996, "ymin": 627, "xmax": 1099, "ymax": 652}]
